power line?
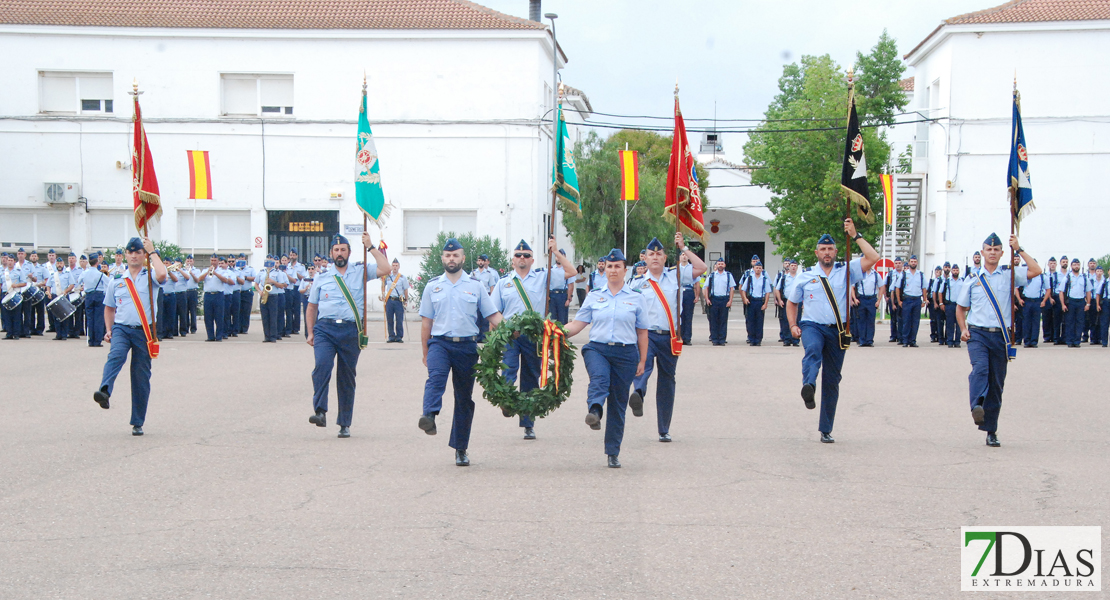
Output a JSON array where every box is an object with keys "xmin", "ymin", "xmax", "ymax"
[
  {"xmin": 560, "ymin": 106, "xmax": 924, "ymax": 124},
  {"xmin": 575, "ymin": 117, "xmax": 936, "ymax": 135}
]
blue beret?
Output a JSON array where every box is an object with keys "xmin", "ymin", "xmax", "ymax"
[
  {"xmin": 477, "ymin": 254, "xmax": 489, "ymax": 261},
  {"xmin": 331, "ymin": 235, "xmax": 350, "ymax": 248},
  {"xmin": 443, "ymin": 237, "xmax": 463, "ymax": 252},
  {"xmin": 604, "ymin": 248, "xmax": 626, "ymax": 263},
  {"xmin": 124, "ymin": 238, "xmax": 143, "ymax": 253},
  {"xmin": 514, "ymin": 239, "xmax": 531, "ymax": 252},
  {"xmin": 79, "ymin": 254, "xmax": 87, "ymax": 260},
  {"xmin": 1071, "ymin": 258, "xmax": 1080, "ymax": 264},
  {"xmin": 816, "ymin": 234, "xmax": 835, "ymax": 246},
  {"xmin": 943, "ymin": 261, "xmax": 950, "ymax": 267},
  {"xmin": 909, "ymin": 254, "xmax": 918, "ymax": 260},
  {"xmin": 983, "ymin": 233, "xmax": 1003, "ymax": 247},
  {"xmin": 646, "ymin": 237, "xmax": 665, "ymax": 252}
]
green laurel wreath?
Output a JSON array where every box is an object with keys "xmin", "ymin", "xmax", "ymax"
[{"xmin": 475, "ymin": 312, "xmax": 577, "ymax": 420}]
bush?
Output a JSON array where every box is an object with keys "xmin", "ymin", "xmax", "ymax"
[{"xmin": 413, "ymin": 233, "xmax": 511, "ymax": 309}]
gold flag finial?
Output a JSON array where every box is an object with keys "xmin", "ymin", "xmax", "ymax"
[{"xmin": 363, "ymin": 70, "xmax": 367, "ymax": 94}]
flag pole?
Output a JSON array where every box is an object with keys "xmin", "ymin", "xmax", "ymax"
[
  {"xmin": 361, "ymin": 74, "xmax": 370, "ymax": 341},
  {"xmin": 624, "ymin": 142, "xmax": 629, "ymax": 257},
  {"xmin": 673, "ymin": 84, "xmax": 683, "ymax": 343},
  {"xmin": 132, "ymin": 79, "xmax": 157, "ymax": 342},
  {"xmin": 844, "ymin": 71, "xmax": 855, "ymax": 340},
  {"xmin": 1009, "ymin": 75, "xmax": 1018, "ymax": 350}
]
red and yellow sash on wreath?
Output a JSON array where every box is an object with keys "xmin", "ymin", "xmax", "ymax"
[{"xmin": 124, "ymin": 276, "xmax": 159, "ymax": 358}]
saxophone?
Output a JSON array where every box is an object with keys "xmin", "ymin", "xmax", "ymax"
[{"xmin": 260, "ymin": 268, "xmax": 272, "ymax": 305}]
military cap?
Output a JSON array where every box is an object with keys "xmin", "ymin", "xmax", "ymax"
[
  {"xmin": 973, "ymin": 251, "xmax": 982, "ymax": 257},
  {"xmin": 983, "ymin": 233, "xmax": 1003, "ymax": 247},
  {"xmin": 559, "ymin": 249, "xmax": 566, "ymax": 256},
  {"xmin": 909, "ymin": 254, "xmax": 918, "ymax": 260},
  {"xmin": 514, "ymin": 240, "xmax": 531, "ymax": 252},
  {"xmin": 752, "ymin": 254, "xmax": 760, "ymax": 261},
  {"xmin": 934, "ymin": 265, "xmax": 942, "ymax": 271},
  {"xmin": 330, "ymin": 235, "xmax": 350, "ymax": 248},
  {"xmin": 477, "ymin": 254, "xmax": 489, "ymax": 261},
  {"xmin": 943, "ymin": 261, "xmax": 951, "ymax": 267},
  {"xmin": 124, "ymin": 238, "xmax": 143, "ymax": 253},
  {"xmin": 79, "ymin": 254, "xmax": 87, "ymax": 260},
  {"xmin": 604, "ymin": 248, "xmax": 626, "ymax": 263},
  {"xmin": 1048, "ymin": 257, "xmax": 1056, "ymax": 262},
  {"xmin": 816, "ymin": 234, "xmax": 836, "ymax": 246},
  {"xmin": 115, "ymin": 248, "xmax": 123, "ymax": 255},
  {"xmin": 443, "ymin": 238, "xmax": 463, "ymax": 252},
  {"xmin": 715, "ymin": 257, "xmax": 726, "ymax": 264},
  {"xmin": 391, "ymin": 258, "xmax": 400, "ymax": 264},
  {"xmin": 1071, "ymin": 258, "xmax": 1080, "ymax": 264},
  {"xmin": 646, "ymin": 237, "xmax": 665, "ymax": 252}
]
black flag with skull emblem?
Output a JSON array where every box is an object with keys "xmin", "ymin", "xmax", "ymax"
[{"xmin": 840, "ymin": 91, "xmax": 874, "ymax": 224}]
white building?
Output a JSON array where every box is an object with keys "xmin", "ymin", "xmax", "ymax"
[
  {"xmin": 904, "ymin": 0, "xmax": 1110, "ymax": 270},
  {"xmin": 0, "ymin": 0, "xmax": 584, "ymax": 293}
]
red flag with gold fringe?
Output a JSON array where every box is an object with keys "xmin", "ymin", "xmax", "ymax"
[
  {"xmin": 132, "ymin": 93, "xmax": 162, "ymax": 232},
  {"xmin": 664, "ymin": 95, "xmax": 708, "ymax": 243}
]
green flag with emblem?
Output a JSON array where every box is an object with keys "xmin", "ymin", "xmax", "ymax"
[
  {"xmin": 355, "ymin": 80, "xmax": 389, "ymax": 225},
  {"xmin": 552, "ymin": 103, "xmax": 581, "ymax": 212}
]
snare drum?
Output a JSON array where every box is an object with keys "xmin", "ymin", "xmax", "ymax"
[
  {"xmin": 26, "ymin": 285, "xmax": 46, "ymax": 305},
  {"xmin": 67, "ymin": 291, "xmax": 85, "ymax": 308},
  {"xmin": 47, "ymin": 295, "xmax": 76, "ymax": 321},
  {"xmin": 2, "ymin": 291, "xmax": 22, "ymax": 311}
]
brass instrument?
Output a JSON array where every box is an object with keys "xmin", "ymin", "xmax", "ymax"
[{"xmin": 260, "ymin": 268, "xmax": 272, "ymax": 305}]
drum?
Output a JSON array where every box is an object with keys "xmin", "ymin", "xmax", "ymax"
[
  {"xmin": 47, "ymin": 295, "xmax": 76, "ymax": 321},
  {"xmin": 2, "ymin": 291, "xmax": 22, "ymax": 311},
  {"xmin": 67, "ymin": 291, "xmax": 85, "ymax": 308},
  {"xmin": 26, "ymin": 285, "xmax": 46, "ymax": 305}
]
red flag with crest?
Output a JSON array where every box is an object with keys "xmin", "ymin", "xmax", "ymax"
[
  {"xmin": 664, "ymin": 95, "xmax": 708, "ymax": 243},
  {"xmin": 132, "ymin": 93, "xmax": 162, "ymax": 233}
]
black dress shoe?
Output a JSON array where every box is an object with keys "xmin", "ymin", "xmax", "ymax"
[
  {"xmin": 820, "ymin": 432, "xmax": 835, "ymax": 443},
  {"xmin": 585, "ymin": 408, "xmax": 602, "ymax": 430},
  {"xmin": 801, "ymin": 383, "xmax": 816, "ymax": 410},
  {"xmin": 418, "ymin": 414, "xmax": 437, "ymax": 435},
  {"xmin": 94, "ymin": 388, "xmax": 110, "ymax": 410},
  {"xmin": 397, "ymin": 339, "xmax": 404, "ymax": 343},
  {"xmin": 337, "ymin": 426, "xmax": 350, "ymax": 438},
  {"xmin": 455, "ymin": 449, "xmax": 470, "ymax": 466},
  {"xmin": 986, "ymin": 432, "xmax": 1000, "ymax": 447},
  {"xmin": 971, "ymin": 405, "xmax": 985, "ymax": 425},
  {"xmin": 523, "ymin": 427, "xmax": 536, "ymax": 440},
  {"xmin": 628, "ymin": 390, "xmax": 644, "ymax": 417},
  {"xmin": 132, "ymin": 425, "xmax": 143, "ymax": 436},
  {"xmin": 501, "ymin": 405, "xmax": 514, "ymax": 418},
  {"xmin": 659, "ymin": 433, "xmax": 671, "ymax": 443},
  {"xmin": 607, "ymin": 454, "xmax": 621, "ymax": 468},
  {"xmin": 309, "ymin": 411, "xmax": 326, "ymax": 427}
]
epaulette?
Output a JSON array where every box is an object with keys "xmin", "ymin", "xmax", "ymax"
[{"xmin": 533, "ymin": 267, "xmax": 544, "ymax": 273}]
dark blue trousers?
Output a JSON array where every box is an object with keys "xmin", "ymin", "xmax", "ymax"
[
  {"xmin": 311, "ymin": 320, "xmax": 362, "ymax": 427},
  {"xmin": 21, "ymin": 291, "xmax": 33, "ymax": 336},
  {"xmin": 501, "ymin": 335, "xmax": 538, "ymax": 428},
  {"xmin": 1, "ymin": 302, "xmax": 21, "ymax": 337},
  {"xmin": 239, "ymin": 291, "xmax": 253, "ymax": 333},
  {"xmin": 1042, "ymin": 297, "xmax": 1055, "ymax": 342},
  {"xmin": 681, "ymin": 288, "xmax": 694, "ymax": 343},
  {"xmin": 945, "ymin": 302, "xmax": 960, "ymax": 346},
  {"xmin": 900, "ymin": 297, "xmax": 922, "ymax": 344},
  {"xmin": 287, "ymin": 289, "xmax": 300, "ymax": 333},
  {"xmin": 856, "ymin": 295, "xmax": 877, "ymax": 345},
  {"xmin": 1090, "ymin": 306, "xmax": 1102, "ymax": 345},
  {"xmin": 176, "ymin": 291, "xmax": 188, "ymax": 335},
  {"xmin": 276, "ymin": 293, "xmax": 287, "ymax": 335},
  {"xmin": 800, "ymin": 322, "xmax": 846, "ymax": 434},
  {"xmin": 54, "ymin": 310, "xmax": 70, "ymax": 339},
  {"xmin": 203, "ymin": 292, "xmax": 223, "ymax": 341},
  {"xmin": 1065, "ymin": 299, "xmax": 1085, "ymax": 346},
  {"xmin": 1053, "ymin": 301, "xmax": 1065, "ymax": 343},
  {"xmin": 186, "ymin": 289, "xmax": 198, "ymax": 333},
  {"xmin": 967, "ymin": 328, "xmax": 1007, "ymax": 433},
  {"xmin": 32, "ymin": 296, "xmax": 45, "ymax": 335},
  {"xmin": 708, "ymin": 295, "xmax": 730, "ymax": 343},
  {"xmin": 422, "ymin": 337, "xmax": 479, "ymax": 450},
  {"xmin": 85, "ymin": 290, "xmax": 105, "ymax": 345},
  {"xmin": 632, "ymin": 332, "xmax": 678, "ymax": 436},
  {"xmin": 548, "ymin": 290, "xmax": 569, "ymax": 323},
  {"xmin": 888, "ymin": 300, "xmax": 901, "ymax": 341},
  {"xmin": 226, "ymin": 292, "xmax": 239, "ymax": 336},
  {"xmin": 386, "ymin": 298, "xmax": 405, "ymax": 341},
  {"xmin": 582, "ymin": 341, "xmax": 638, "ymax": 456},
  {"xmin": 746, "ymin": 301, "xmax": 766, "ymax": 344},
  {"xmin": 260, "ymin": 296, "xmax": 279, "ymax": 341},
  {"xmin": 162, "ymin": 292, "xmax": 177, "ymax": 338},
  {"xmin": 1022, "ymin": 298, "xmax": 1042, "ymax": 346},
  {"xmin": 1012, "ymin": 299, "xmax": 1024, "ymax": 344},
  {"xmin": 100, "ymin": 324, "xmax": 152, "ymax": 427},
  {"xmin": 1100, "ymin": 303, "xmax": 1110, "ymax": 347},
  {"xmin": 934, "ymin": 302, "xmax": 947, "ymax": 344}
]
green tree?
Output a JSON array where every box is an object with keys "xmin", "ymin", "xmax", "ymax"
[
  {"xmin": 743, "ymin": 33, "xmax": 907, "ymax": 263},
  {"xmin": 559, "ymin": 130, "xmax": 708, "ymax": 260},
  {"xmin": 413, "ymin": 232, "xmax": 510, "ymax": 306}
]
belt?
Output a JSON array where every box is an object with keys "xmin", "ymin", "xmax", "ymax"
[
  {"xmin": 116, "ymin": 323, "xmax": 144, "ymax": 330},
  {"xmin": 434, "ymin": 335, "xmax": 476, "ymax": 342},
  {"xmin": 323, "ymin": 318, "xmax": 357, "ymax": 325},
  {"xmin": 802, "ymin": 321, "xmax": 838, "ymax": 328},
  {"xmin": 683, "ymin": 286, "xmax": 693, "ymax": 290},
  {"xmin": 550, "ymin": 289, "xmax": 567, "ymax": 293},
  {"xmin": 969, "ymin": 325, "xmax": 1003, "ymax": 333},
  {"xmin": 599, "ymin": 341, "xmax": 631, "ymax": 347},
  {"xmin": 1022, "ymin": 296, "xmax": 1042, "ymax": 301},
  {"xmin": 648, "ymin": 329, "xmax": 670, "ymax": 335}
]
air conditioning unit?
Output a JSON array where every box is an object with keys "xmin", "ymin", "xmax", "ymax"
[{"xmin": 44, "ymin": 183, "xmax": 80, "ymax": 205}]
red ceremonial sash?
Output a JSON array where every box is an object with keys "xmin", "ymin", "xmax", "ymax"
[
  {"xmin": 647, "ymin": 279, "xmax": 683, "ymax": 356},
  {"xmin": 124, "ymin": 276, "xmax": 159, "ymax": 359},
  {"xmin": 539, "ymin": 319, "xmax": 568, "ymax": 391}
]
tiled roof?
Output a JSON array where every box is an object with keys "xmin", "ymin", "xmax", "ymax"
[
  {"xmin": 899, "ymin": 77, "xmax": 914, "ymax": 92},
  {"xmin": 906, "ymin": 0, "xmax": 1110, "ymax": 59},
  {"xmin": 0, "ymin": 0, "xmax": 547, "ymax": 30}
]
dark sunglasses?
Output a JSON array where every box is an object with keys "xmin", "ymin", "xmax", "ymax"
[{"xmin": 514, "ymin": 253, "xmax": 532, "ymax": 258}]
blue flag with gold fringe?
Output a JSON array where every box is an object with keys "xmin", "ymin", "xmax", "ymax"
[{"xmin": 1008, "ymin": 89, "xmax": 1034, "ymax": 224}]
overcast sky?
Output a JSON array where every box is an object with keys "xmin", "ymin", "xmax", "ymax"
[{"xmin": 480, "ymin": 0, "xmax": 996, "ymax": 159}]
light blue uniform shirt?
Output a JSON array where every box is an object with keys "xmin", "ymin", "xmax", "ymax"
[
  {"xmin": 901, "ymin": 268, "xmax": 925, "ymax": 296},
  {"xmin": 587, "ymin": 270, "xmax": 606, "ymax": 291},
  {"xmin": 706, "ymin": 270, "xmax": 736, "ymax": 296},
  {"xmin": 856, "ymin": 270, "xmax": 882, "ymax": 296},
  {"xmin": 1087, "ymin": 273, "xmax": 1099, "ymax": 294},
  {"xmin": 1062, "ymin": 272, "xmax": 1089, "ymax": 300},
  {"xmin": 492, "ymin": 269, "xmax": 549, "ymax": 318},
  {"xmin": 183, "ymin": 267, "xmax": 200, "ymax": 291},
  {"xmin": 631, "ymin": 265, "xmax": 693, "ymax": 331},
  {"xmin": 745, "ymin": 273, "xmax": 771, "ymax": 299},
  {"xmin": 1089, "ymin": 276, "xmax": 1104, "ymax": 299},
  {"xmin": 224, "ymin": 267, "xmax": 239, "ymax": 294},
  {"xmin": 574, "ymin": 284, "xmax": 649, "ymax": 344},
  {"xmin": 272, "ymin": 270, "xmax": 290, "ymax": 295},
  {"xmin": 1094, "ymin": 277, "xmax": 1110, "ymax": 300},
  {"xmin": 309, "ymin": 264, "xmax": 378, "ymax": 321},
  {"xmin": 45, "ymin": 268, "xmax": 70, "ymax": 295},
  {"xmin": 105, "ymin": 268, "xmax": 165, "ymax": 327},
  {"xmin": 2, "ymin": 266, "xmax": 26, "ymax": 293},
  {"xmin": 777, "ymin": 273, "xmax": 797, "ymax": 298},
  {"xmin": 201, "ymin": 267, "xmax": 223, "ymax": 293},
  {"xmin": 240, "ymin": 266, "xmax": 256, "ymax": 293},
  {"xmin": 548, "ymin": 270, "xmax": 569, "ymax": 291},
  {"xmin": 1047, "ymin": 271, "xmax": 1064, "ymax": 295},
  {"xmin": 80, "ymin": 266, "xmax": 109, "ymax": 294},
  {"xmin": 383, "ymin": 273, "xmax": 411, "ymax": 299},
  {"xmin": 789, "ymin": 259, "xmax": 865, "ymax": 325},
  {"xmin": 941, "ymin": 275, "xmax": 963, "ymax": 303},
  {"xmin": 472, "ymin": 267, "xmax": 499, "ymax": 291},
  {"xmin": 419, "ymin": 270, "xmax": 498, "ymax": 337},
  {"xmin": 1022, "ymin": 273, "xmax": 1046, "ymax": 299},
  {"xmin": 958, "ymin": 265, "xmax": 1028, "ymax": 329},
  {"xmin": 107, "ymin": 261, "xmax": 128, "ymax": 278},
  {"xmin": 887, "ymin": 270, "xmax": 903, "ymax": 292}
]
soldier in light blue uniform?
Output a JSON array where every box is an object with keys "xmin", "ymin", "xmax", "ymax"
[
  {"xmin": 896, "ymin": 255, "xmax": 926, "ymax": 347},
  {"xmin": 382, "ymin": 259, "xmax": 411, "ymax": 343},
  {"xmin": 942, "ymin": 266, "xmax": 965, "ymax": 348},
  {"xmin": 1019, "ymin": 265, "xmax": 1046, "ymax": 348},
  {"xmin": 956, "ymin": 233, "xmax": 1040, "ymax": 447},
  {"xmin": 183, "ymin": 256, "xmax": 200, "ymax": 334},
  {"xmin": 563, "ymin": 248, "xmax": 649, "ymax": 468},
  {"xmin": 851, "ymin": 261, "xmax": 883, "ymax": 347},
  {"xmin": 93, "ymin": 237, "xmax": 167, "ymax": 436},
  {"xmin": 1058, "ymin": 257, "xmax": 1090, "ymax": 348},
  {"xmin": 306, "ymin": 233, "xmax": 389, "ymax": 438},
  {"xmin": 786, "ymin": 220, "xmax": 878, "ymax": 443},
  {"xmin": 238, "ymin": 254, "xmax": 255, "ymax": 335},
  {"xmin": 678, "ymin": 252, "xmax": 696, "ymax": 345},
  {"xmin": 259, "ymin": 256, "xmax": 281, "ymax": 342},
  {"xmin": 46, "ymin": 259, "xmax": 73, "ymax": 340},
  {"xmin": 80, "ymin": 253, "xmax": 110, "ymax": 346},
  {"xmin": 286, "ymin": 249, "xmax": 306, "ymax": 335},
  {"xmin": 417, "ymin": 237, "xmax": 503, "ymax": 466},
  {"xmin": 741, "ymin": 260, "xmax": 771, "ymax": 346},
  {"xmin": 491, "ymin": 238, "xmax": 577, "ymax": 439},
  {"xmin": 927, "ymin": 265, "xmax": 943, "ymax": 343},
  {"xmin": 224, "ymin": 258, "xmax": 241, "ymax": 337},
  {"xmin": 1096, "ymin": 267, "xmax": 1110, "ymax": 347},
  {"xmin": 628, "ymin": 234, "xmax": 704, "ymax": 442},
  {"xmin": 1086, "ymin": 260, "xmax": 1102, "ymax": 345},
  {"xmin": 774, "ymin": 259, "xmax": 800, "ymax": 346},
  {"xmin": 29, "ymin": 251, "xmax": 48, "ymax": 335},
  {"xmin": 705, "ymin": 258, "xmax": 736, "ymax": 345},
  {"xmin": 471, "ymin": 253, "xmax": 500, "ymax": 341},
  {"xmin": 2, "ymin": 253, "xmax": 28, "ymax": 339},
  {"xmin": 159, "ymin": 259, "xmax": 179, "ymax": 340},
  {"xmin": 196, "ymin": 255, "xmax": 230, "ymax": 341},
  {"xmin": 66, "ymin": 254, "xmax": 86, "ymax": 338},
  {"xmin": 885, "ymin": 258, "xmax": 903, "ymax": 342},
  {"xmin": 548, "ymin": 249, "xmax": 572, "ymax": 324},
  {"xmin": 586, "ymin": 258, "xmax": 606, "ymax": 292}
]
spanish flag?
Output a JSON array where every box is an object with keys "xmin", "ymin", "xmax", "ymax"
[
  {"xmin": 187, "ymin": 150, "xmax": 212, "ymax": 200},
  {"xmin": 619, "ymin": 150, "xmax": 639, "ymax": 201},
  {"xmin": 880, "ymin": 173, "xmax": 894, "ymax": 225}
]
